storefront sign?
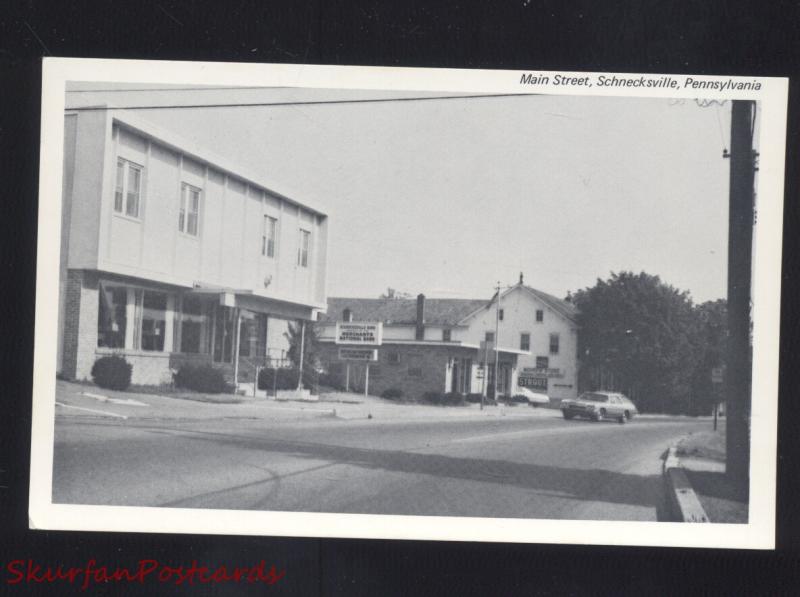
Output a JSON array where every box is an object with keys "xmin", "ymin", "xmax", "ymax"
[
  {"xmin": 521, "ymin": 367, "xmax": 563, "ymax": 378},
  {"xmin": 335, "ymin": 322, "xmax": 383, "ymax": 345},
  {"xmin": 338, "ymin": 347, "xmax": 378, "ymax": 361},
  {"xmin": 519, "ymin": 376, "xmax": 548, "ymax": 391}
]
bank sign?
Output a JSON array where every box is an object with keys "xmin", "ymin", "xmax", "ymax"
[
  {"xmin": 335, "ymin": 322, "xmax": 383, "ymax": 345},
  {"xmin": 338, "ymin": 348, "xmax": 378, "ymax": 361}
]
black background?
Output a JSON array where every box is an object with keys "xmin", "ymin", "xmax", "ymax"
[{"xmin": 1, "ymin": 1, "xmax": 799, "ymax": 594}]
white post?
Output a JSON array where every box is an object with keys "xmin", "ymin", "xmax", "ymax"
[
  {"xmin": 365, "ymin": 363, "xmax": 370, "ymax": 397},
  {"xmin": 345, "ymin": 362, "xmax": 350, "ymax": 392},
  {"xmin": 164, "ymin": 294, "xmax": 176, "ymax": 352},
  {"xmin": 297, "ymin": 320, "xmax": 306, "ymax": 390},
  {"xmin": 233, "ymin": 308, "xmax": 241, "ymax": 388},
  {"xmin": 494, "ymin": 281, "xmax": 501, "ymax": 401}
]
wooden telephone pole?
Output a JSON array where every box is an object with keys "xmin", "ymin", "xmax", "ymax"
[{"xmin": 725, "ymin": 99, "xmax": 756, "ymax": 488}]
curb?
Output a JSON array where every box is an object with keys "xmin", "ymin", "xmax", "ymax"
[{"xmin": 663, "ymin": 445, "xmax": 710, "ymax": 523}]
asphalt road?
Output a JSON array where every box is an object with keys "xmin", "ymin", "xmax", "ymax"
[{"xmin": 53, "ymin": 414, "xmax": 709, "ymax": 521}]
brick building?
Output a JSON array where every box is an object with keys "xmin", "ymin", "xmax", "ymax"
[
  {"xmin": 58, "ymin": 106, "xmax": 328, "ymax": 385},
  {"xmin": 317, "ymin": 277, "xmax": 579, "ymax": 402},
  {"xmin": 316, "ymin": 294, "xmax": 528, "ymax": 399}
]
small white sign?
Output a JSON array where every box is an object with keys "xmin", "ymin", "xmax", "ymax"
[
  {"xmin": 335, "ymin": 322, "xmax": 383, "ymax": 345},
  {"xmin": 338, "ymin": 347, "xmax": 378, "ymax": 361}
]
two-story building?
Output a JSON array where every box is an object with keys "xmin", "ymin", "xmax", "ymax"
[
  {"xmin": 57, "ymin": 107, "xmax": 328, "ymax": 385},
  {"xmin": 458, "ymin": 276, "xmax": 580, "ymax": 403}
]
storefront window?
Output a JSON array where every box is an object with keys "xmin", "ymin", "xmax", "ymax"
[
  {"xmin": 239, "ymin": 312, "xmax": 268, "ymax": 358},
  {"xmin": 97, "ymin": 283, "xmax": 127, "ymax": 348},
  {"xmin": 213, "ymin": 305, "xmax": 234, "ymax": 363},
  {"xmin": 140, "ymin": 291, "xmax": 167, "ymax": 351},
  {"xmin": 180, "ymin": 295, "xmax": 211, "ymax": 354}
]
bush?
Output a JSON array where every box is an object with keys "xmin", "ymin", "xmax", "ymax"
[
  {"xmin": 173, "ymin": 364, "xmax": 230, "ymax": 394},
  {"xmin": 91, "ymin": 355, "xmax": 132, "ymax": 391},
  {"xmin": 421, "ymin": 391, "xmax": 466, "ymax": 406},
  {"xmin": 318, "ymin": 372, "xmax": 344, "ymax": 391},
  {"xmin": 257, "ymin": 367, "xmax": 322, "ymax": 391},
  {"xmin": 466, "ymin": 393, "xmax": 497, "ymax": 406},
  {"xmin": 381, "ymin": 388, "xmax": 404, "ymax": 400}
]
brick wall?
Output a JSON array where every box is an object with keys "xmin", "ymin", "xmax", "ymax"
[
  {"xmin": 319, "ymin": 343, "xmax": 476, "ymax": 399},
  {"xmin": 60, "ymin": 269, "xmax": 99, "ymax": 380}
]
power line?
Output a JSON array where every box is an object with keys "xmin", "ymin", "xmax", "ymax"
[
  {"xmin": 67, "ymin": 86, "xmax": 295, "ymax": 93},
  {"xmin": 66, "ymin": 93, "xmax": 537, "ymax": 112}
]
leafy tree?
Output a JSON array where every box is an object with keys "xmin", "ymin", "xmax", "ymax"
[
  {"xmin": 284, "ymin": 320, "xmax": 322, "ymax": 387},
  {"xmin": 570, "ymin": 271, "xmax": 702, "ymax": 414},
  {"xmin": 688, "ymin": 299, "xmax": 727, "ymax": 415}
]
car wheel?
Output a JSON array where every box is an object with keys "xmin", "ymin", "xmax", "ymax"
[
  {"xmin": 595, "ymin": 408, "xmax": 606, "ymax": 422},
  {"xmin": 617, "ymin": 413, "xmax": 626, "ymax": 424},
  {"xmin": 562, "ymin": 411, "xmax": 574, "ymax": 420},
  {"xmin": 624, "ymin": 410, "xmax": 632, "ymax": 421}
]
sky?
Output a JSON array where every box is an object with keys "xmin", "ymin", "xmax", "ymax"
[{"xmin": 66, "ymin": 84, "xmax": 749, "ymax": 303}]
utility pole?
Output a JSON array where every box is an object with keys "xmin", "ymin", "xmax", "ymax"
[
  {"xmin": 493, "ymin": 281, "xmax": 501, "ymax": 401},
  {"xmin": 725, "ymin": 99, "xmax": 756, "ymax": 488}
]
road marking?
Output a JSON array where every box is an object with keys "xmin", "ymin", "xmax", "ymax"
[
  {"xmin": 82, "ymin": 392, "xmax": 147, "ymax": 406},
  {"xmin": 56, "ymin": 402, "xmax": 128, "ymax": 419}
]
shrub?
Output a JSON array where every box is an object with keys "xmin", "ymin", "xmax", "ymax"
[
  {"xmin": 91, "ymin": 355, "xmax": 132, "ymax": 391},
  {"xmin": 257, "ymin": 367, "xmax": 321, "ymax": 391},
  {"xmin": 318, "ymin": 372, "xmax": 344, "ymax": 391},
  {"xmin": 421, "ymin": 391, "xmax": 466, "ymax": 406},
  {"xmin": 466, "ymin": 393, "xmax": 497, "ymax": 406},
  {"xmin": 381, "ymin": 388, "xmax": 404, "ymax": 400},
  {"xmin": 173, "ymin": 364, "xmax": 230, "ymax": 394}
]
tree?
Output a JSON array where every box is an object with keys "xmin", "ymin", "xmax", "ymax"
[
  {"xmin": 284, "ymin": 320, "xmax": 322, "ymax": 386},
  {"xmin": 570, "ymin": 271, "xmax": 702, "ymax": 414},
  {"xmin": 688, "ymin": 299, "xmax": 727, "ymax": 415}
]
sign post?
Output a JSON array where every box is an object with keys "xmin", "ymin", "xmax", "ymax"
[
  {"xmin": 336, "ymin": 322, "xmax": 383, "ymax": 397},
  {"xmin": 711, "ymin": 367, "xmax": 724, "ymax": 431}
]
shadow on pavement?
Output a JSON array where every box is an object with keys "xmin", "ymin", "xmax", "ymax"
[{"xmin": 152, "ymin": 427, "xmax": 670, "ymax": 518}]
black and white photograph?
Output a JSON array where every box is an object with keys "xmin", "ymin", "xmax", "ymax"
[{"xmin": 29, "ymin": 59, "xmax": 786, "ymax": 549}]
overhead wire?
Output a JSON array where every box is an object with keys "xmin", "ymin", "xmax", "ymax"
[{"xmin": 66, "ymin": 92, "xmax": 538, "ymax": 111}]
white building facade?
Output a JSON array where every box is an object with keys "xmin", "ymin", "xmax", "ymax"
[
  {"xmin": 58, "ymin": 108, "xmax": 328, "ymax": 385},
  {"xmin": 458, "ymin": 281, "xmax": 580, "ymax": 403}
]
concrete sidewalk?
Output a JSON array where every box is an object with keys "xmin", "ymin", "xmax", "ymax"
[
  {"xmin": 53, "ymin": 380, "xmax": 562, "ymax": 425},
  {"xmin": 664, "ymin": 424, "xmax": 748, "ymax": 523}
]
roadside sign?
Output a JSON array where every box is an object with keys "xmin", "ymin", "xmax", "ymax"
[
  {"xmin": 522, "ymin": 367, "xmax": 564, "ymax": 378},
  {"xmin": 519, "ymin": 376, "xmax": 547, "ymax": 391},
  {"xmin": 335, "ymin": 322, "xmax": 383, "ymax": 345},
  {"xmin": 338, "ymin": 347, "xmax": 378, "ymax": 361}
]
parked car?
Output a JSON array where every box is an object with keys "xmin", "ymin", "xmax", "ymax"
[
  {"xmin": 560, "ymin": 391, "xmax": 637, "ymax": 423},
  {"xmin": 514, "ymin": 387, "xmax": 551, "ymax": 407}
]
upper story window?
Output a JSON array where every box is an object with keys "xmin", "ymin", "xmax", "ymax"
[
  {"xmin": 485, "ymin": 331, "xmax": 495, "ymax": 343},
  {"xmin": 298, "ymin": 229, "xmax": 310, "ymax": 267},
  {"xmin": 442, "ymin": 329, "xmax": 452, "ymax": 342},
  {"xmin": 549, "ymin": 333, "xmax": 560, "ymax": 354},
  {"xmin": 536, "ymin": 309, "xmax": 544, "ymax": 322},
  {"xmin": 520, "ymin": 333, "xmax": 530, "ymax": 351},
  {"xmin": 114, "ymin": 158, "xmax": 143, "ymax": 218},
  {"xmin": 499, "ymin": 309, "xmax": 504, "ymax": 321},
  {"xmin": 179, "ymin": 183, "xmax": 201, "ymax": 236},
  {"xmin": 262, "ymin": 215, "xmax": 277, "ymax": 257},
  {"xmin": 536, "ymin": 356, "xmax": 549, "ymax": 369}
]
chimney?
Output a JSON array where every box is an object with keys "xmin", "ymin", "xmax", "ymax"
[
  {"xmin": 342, "ymin": 308, "xmax": 353, "ymax": 322},
  {"xmin": 519, "ymin": 272, "xmax": 524, "ymax": 285},
  {"xmin": 415, "ymin": 293, "xmax": 425, "ymax": 340}
]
